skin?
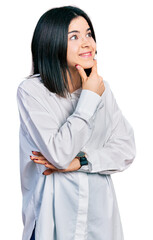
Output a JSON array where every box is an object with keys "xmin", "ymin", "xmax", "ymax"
[
  {"xmin": 30, "ymin": 16, "xmax": 105, "ymax": 175},
  {"xmin": 30, "ymin": 152, "xmax": 81, "ymax": 175},
  {"xmin": 67, "ymin": 16, "xmax": 96, "ymax": 93}
]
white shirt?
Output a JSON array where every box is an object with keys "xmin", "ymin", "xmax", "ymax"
[{"xmin": 17, "ymin": 74, "xmax": 136, "ymax": 240}]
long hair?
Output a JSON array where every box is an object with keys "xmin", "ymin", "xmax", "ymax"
[{"xmin": 31, "ymin": 6, "xmax": 96, "ymax": 97}]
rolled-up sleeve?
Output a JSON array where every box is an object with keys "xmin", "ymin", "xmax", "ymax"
[{"xmin": 17, "ymin": 86, "xmax": 101, "ymax": 169}]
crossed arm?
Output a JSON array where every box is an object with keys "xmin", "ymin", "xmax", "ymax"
[
  {"xmin": 18, "ymin": 80, "xmax": 135, "ymax": 176},
  {"xmin": 30, "ymin": 151, "xmax": 81, "ymax": 175}
]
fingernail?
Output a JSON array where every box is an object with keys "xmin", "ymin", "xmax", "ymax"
[
  {"xmin": 32, "ymin": 151, "xmax": 38, "ymax": 154},
  {"xmin": 75, "ymin": 64, "xmax": 80, "ymax": 69}
]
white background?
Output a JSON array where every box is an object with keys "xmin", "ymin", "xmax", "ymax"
[{"xmin": 0, "ymin": 0, "xmax": 153, "ymax": 239}]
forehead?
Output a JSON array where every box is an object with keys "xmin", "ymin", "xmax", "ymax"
[{"xmin": 68, "ymin": 16, "xmax": 90, "ymax": 31}]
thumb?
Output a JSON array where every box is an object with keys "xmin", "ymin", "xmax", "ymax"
[
  {"xmin": 43, "ymin": 169, "xmax": 57, "ymax": 175},
  {"xmin": 75, "ymin": 65, "xmax": 87, "ymax": 82}
]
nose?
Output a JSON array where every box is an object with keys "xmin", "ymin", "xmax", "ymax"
[{"xmin": 81, "ymin": 36, "xmax": 91, "ymax": 48}]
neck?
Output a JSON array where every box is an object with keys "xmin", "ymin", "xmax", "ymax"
[{"xmin": 67, "ymin": 68, "xmax": 82, "ymax": 93}]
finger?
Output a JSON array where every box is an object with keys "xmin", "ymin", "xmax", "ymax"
[
  {"xmin": 91, "ymin": 59, "xmax": 97, "ymax": 74},
  {"xmin": 43, "ymin": 169, "xmax": 57, "ymax": 175},
  {"xmin": 32, "ymin": 151, "xmax": 43, "ymax": 156},
  {"xmin": 44, "ymin": 162, "xmax": 58, "ymax": 170},
  {"xmin": 75, "ymin": 65, "xmax": 87, "ymax": 82},
  {"xmin": 32, "ymin": 159, "xmax": 58, "ymax": 170},
  {"xmin": 33, "ymin": 159, "xmax": 49, "ymax": 165},
  {"xmin": 30, "ymin": 155, "xmax": 46, "ymax": 160}
]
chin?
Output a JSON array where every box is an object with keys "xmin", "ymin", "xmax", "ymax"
[{"xmin": 81, "ymin": 60, "xmax": 94, "ymax": 69}]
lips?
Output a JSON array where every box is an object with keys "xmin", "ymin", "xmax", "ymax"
[{"xmin": 79, "ymin": 51, "xmax": 92, "ymax": 57}]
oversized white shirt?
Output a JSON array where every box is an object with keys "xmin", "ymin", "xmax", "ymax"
[{"xmin": 17, "ymin": 74, "xmax": 136, "ymax": 240}]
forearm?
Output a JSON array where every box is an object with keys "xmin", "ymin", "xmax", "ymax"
[
  {"xmin": 17, "ymin": 87, "xmax": 102, "ymax": 169},
  {"xmin": 77, "ymin": 115, "xmax": 136, "ymax": 174}
]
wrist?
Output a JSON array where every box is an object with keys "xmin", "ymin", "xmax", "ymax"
[{"xmin": 76, "ymin": 151, "xmax": 88, "ymax": 167}]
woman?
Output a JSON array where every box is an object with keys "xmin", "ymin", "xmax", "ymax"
[{"xmin": 17, "ymin": 6, "xmax": 136, "ymax": 240}]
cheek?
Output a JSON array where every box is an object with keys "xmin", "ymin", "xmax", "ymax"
[
  {"xmin": 91, "ymin": 40, "xmax": 96, "ymax": 52},
  {"xmin": 67, "ymin": 49, "xmax": 76, "ymax": 67},
  {"xmin": 67, "ymin": 45, "xmax": 79, "ymax": 66},
  {"xmin": 67, "ymin": 43, "xmax": 78, "ymax": 56}
]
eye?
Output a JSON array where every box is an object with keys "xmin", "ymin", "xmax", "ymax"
[
  {"xmin": 70, "ymin": 35, "xmax": 78, "ymax": 40},
  {"xmin": 86, "ymin": 32, "xmax": 92, "ymax": 37}
]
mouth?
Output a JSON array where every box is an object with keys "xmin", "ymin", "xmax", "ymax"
[{"xmin": 79, "ymin": 51, "xmax": 92, "ymax": 58}]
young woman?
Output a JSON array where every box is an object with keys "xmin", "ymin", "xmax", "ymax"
[{"xmin": 17, "ymin": 6, "xmax": 136, "ymax": 240}]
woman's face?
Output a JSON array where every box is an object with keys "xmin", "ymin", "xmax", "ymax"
[{"xmin": 67, "ymin": 16, "xmax": 96, "ymax": 70}]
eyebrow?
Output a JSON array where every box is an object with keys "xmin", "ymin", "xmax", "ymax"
[{"xmin": 68, "ymin": 27, "xmax": 91, "ymax": 34}]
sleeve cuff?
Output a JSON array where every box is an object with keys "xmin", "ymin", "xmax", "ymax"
[{"xmin": 75, "ymin": 90, "xmax": 101, "ymax": 118}]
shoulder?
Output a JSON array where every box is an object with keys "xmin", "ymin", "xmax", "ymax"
[
  {"xmin": 17, "ymin": 74, "xmax": 45, "ymax": 94},
  {"xmin": 101, "ymin": 79, "xmax": 118, "ymax": 111},
  {"xmin": 16, "ymin": 74, "xmax": 56, "ymax": 102},
  {"xmin": 16, "ymin": 75, "xmax": 62, "ymax": 112},
  {"xmin": 101, "ymin": 79, "xmax": 113, "ymax": 99},
  {"xmin": 103, "ymin": 80, "xmax": 110, "ymax": 90}
]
